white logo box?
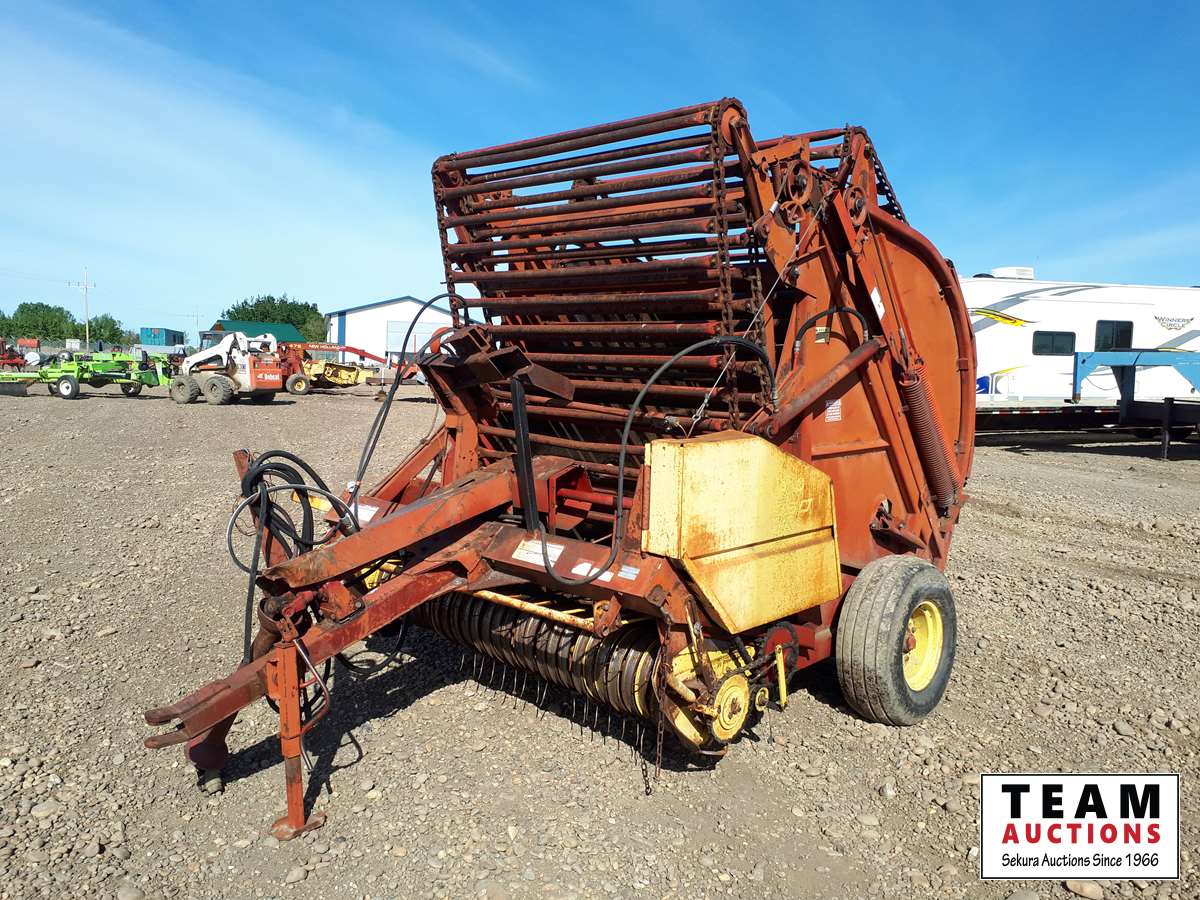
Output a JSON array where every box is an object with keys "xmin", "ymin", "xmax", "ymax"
[{"xmin": 980, "ymin": 774, "xmax": 1179, "ymax": 880}]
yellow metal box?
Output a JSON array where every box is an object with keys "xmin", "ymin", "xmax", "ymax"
[{"xmin": 643, "ymin": 431, "xmax": 841, "ymax": 633}]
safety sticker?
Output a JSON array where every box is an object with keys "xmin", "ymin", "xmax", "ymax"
[
  {"xmin": 870, "ymin": 286, "xmax": 886, "ymax": 320},
  {"xmin": 824, "ymin": 398, "xmax": 843, "ymax": 423},
  {"xmin": 570, "ymin": 562, "xmax": 614, "ymax": 582},
  {"xmin": 354, "ymin": 503, "xmax": 380, "ymax": 524},
  {"xmin": 512, "ymin": 539, "xmax": 562, "ymax": 566},
  {"xmin": 568, "ymin": 562, "xmax": 641, "ymax": 582}
]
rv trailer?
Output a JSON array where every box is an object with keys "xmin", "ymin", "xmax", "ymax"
[{"xmin": 965, "ymin": 267, "xmax": 1200, "ymax": 427}]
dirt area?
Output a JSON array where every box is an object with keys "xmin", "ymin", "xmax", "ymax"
[{"xmin": 0, "ymin": 385, "xmax": 1196, "ymax": 900}]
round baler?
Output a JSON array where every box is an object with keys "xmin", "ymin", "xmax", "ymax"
[{"xmin": 145, "ymin": 98, "xmax": 976, "ymax": 839}]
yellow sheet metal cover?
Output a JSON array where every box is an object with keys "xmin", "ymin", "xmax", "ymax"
[{"xmin": 643, "ymin": 431, "xmax": 841, "ymax": 633}]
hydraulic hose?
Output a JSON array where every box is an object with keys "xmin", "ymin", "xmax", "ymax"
[
  {"xmin": 228, "ymin": 291, "xmax": 470, "ymax": 674},
  {"xmin": 350, "ymin": 292, "xmax": 470, "ymax": 506},
  {"xmin": 534, "ymin": 335, "xmax": 776, "ymax": 588},
  {"xmin": 793, "ymin": 306, "xmax": 871, "ymax": 344}
]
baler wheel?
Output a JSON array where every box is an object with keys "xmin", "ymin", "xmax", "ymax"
[
  {"xmin": 169, "ymin": 375, "xmax": 200, "ymax": 404},
  {"xmin": 55, "ymin": 375, "xmax": 80, "ymax": 400},
  {"xmin": 120, "ymin": 382, "xmax": 143, "ymax": 397},
  {"xmin": 203, "ymin": 376, "xmax": 235, "ymax": 405},
  {"xmin": 835, "ymin": 555, "xmax": 956, "ymax": 726},
  {"xmin": 286, "ymin": 374, "xmax": 310, "ymax": 396}
]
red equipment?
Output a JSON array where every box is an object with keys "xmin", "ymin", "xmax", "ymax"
[
  {"xmin": 0, "ymin": 343, "xmax": 25, "ymax": 369},
  {"xmin": 145, "ymin": 99, "xmax": 976, "ymax": 840},
  {"xmin": 278, "ymin": 342, "xmax": 390, "ymax": 366}
]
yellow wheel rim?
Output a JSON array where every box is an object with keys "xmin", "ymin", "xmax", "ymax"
[
  {"xmin": 710, "ymin": 674, "xmax": 750, "ymax": 743},
  {"xmin": 903, "ymin": 600, "xmax": 944, "ymax": 691}
]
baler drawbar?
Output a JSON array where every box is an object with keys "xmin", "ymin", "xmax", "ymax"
[{"xmin": 144, "ymin": 98, "xmax": 976, "ymax": 838}]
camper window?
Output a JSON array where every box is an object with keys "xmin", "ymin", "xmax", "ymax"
[
  {"xmin": 1095, "ymin": 320, "xmax": 1133, "ymax": 351},
  {"xmin": 1032, "ymin": 331, "xmax": 1076, "ymax": 356}
]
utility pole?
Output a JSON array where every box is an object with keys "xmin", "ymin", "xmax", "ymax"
[{"xmin": 66, "ymin": 267, "xmax": 95, "ymax": 347}]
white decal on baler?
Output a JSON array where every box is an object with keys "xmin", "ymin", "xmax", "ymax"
[
  {"xmin": 870, "ymin": 286, "xmax": 886, "ymax": 320},
  {"xmin": 512, "ymin": 539, "xmax": 562, "ymax": 566}
]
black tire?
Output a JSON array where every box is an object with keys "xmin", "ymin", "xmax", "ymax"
[
  {"xmin": 46, "ymin": 383, "xmax": 56, "ymax": 395},
  {"xmin": 248, "ymin": 392, "xmax": 275, "ymax": 404},
  {"xmin": 120, "ymin": 382, "xmax": 143, "ymax": 397},
  {"xmin": 169, "ymin": 375, "xmax": 200, "ymax": 404},
  {"xmin": 55, "ymin": 375, "xmax": 80, "ymax": 400},
  {"xmin": 203, "ymin": 376, "xmax": 235, "ymax": 405},
  {"xmin": 285, "ymin": 373, "xmax": 310, "ymax": 396},
  {"xmin": 835, "ymin": 554, "xmax": 956, "ymax": 726}
]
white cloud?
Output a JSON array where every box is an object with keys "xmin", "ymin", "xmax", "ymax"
[{"xmin": 0, "ymin": 5, "xmax": 448, "ymax": 333}]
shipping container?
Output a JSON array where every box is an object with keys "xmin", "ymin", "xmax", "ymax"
[{"xmin": 140, "ymin": 327, "xmax": 186, "ymax": 346}]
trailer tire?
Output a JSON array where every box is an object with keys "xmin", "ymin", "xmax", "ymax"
[
  {"xmin": 203, "ymin": 376, "xmax": 235, "ymax": 405},
  {"xmin": 120, "ymin": 382, "xmax": 143, "ymax": 397},
  {"xmin": 169, "ymin": 375, "xmax": 201, "ymax": 404},
  {"xmin": 286, "ymin": 373, "xmax": 310, "ymax": 396},
  {"xmin": 55, "ymin": 375, "xmax": 80, "ymax": 400},
  {"xmin": 835, "ymin": 554, "xmax": 956, "ymax": 726}
]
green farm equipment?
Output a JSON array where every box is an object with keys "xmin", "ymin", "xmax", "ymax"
[{"xmin": 0, "ymin": 352, "xmax": 173, "ymax": 399}]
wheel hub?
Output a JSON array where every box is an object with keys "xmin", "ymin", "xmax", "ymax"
[
  {"xmin": 902, "ymin": 600, "xmax": 943, "ymax": 691},
  {"xmin": 709, "ymin": 673, "xmax": 750, "ymax": 743}
]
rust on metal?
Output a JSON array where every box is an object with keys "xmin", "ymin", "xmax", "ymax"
[{"xmin": 144, "ymin": 97, "xmax": 976, "ymax": 837}]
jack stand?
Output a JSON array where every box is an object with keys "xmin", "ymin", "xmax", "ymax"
[{"xmin": 269, "ymin": 638, "xmax": 326, "ymax": 840}]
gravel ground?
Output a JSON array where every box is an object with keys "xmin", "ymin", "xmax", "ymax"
[{"xmin": 0, "ymin": 384, "xmax": 1196, "ymax": 900}]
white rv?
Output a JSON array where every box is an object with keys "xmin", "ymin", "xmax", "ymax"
[{"xmin": 963, "ymin": 267, "xmax": 1200, "ymax": 406}]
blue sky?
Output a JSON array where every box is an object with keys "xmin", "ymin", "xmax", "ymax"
[{"xmin": 1, "ymin": 1, "xmax": 1197, "ymax": 340}]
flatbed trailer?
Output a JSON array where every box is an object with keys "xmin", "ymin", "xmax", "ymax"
[
  {"xmin": 1072, "ymin": 350, "xmax": 1200, "ymax": 459},
  {"xmin": 975, "ymin": 402, "xmax": 1120, "ymax": 432}
]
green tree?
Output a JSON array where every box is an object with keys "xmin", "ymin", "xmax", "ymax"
[
  {"xmin": 1, "ymin": 302, "xmax": 136, "ymax": 346},
  {"xmin": 222, "ymin": 293, "xmax": 325, "ymax": 341},
  {"xmin": 87, "ymin": 313, "xmax": 129, "ymax": 345},
  {"xmin": 8, "ymin": 302, "xmax": 78, "ymax": 342}
]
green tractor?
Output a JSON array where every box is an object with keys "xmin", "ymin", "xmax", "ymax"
[{"xmin": 0, "ymin": 351, "xmax": 174, "ymax": 399}]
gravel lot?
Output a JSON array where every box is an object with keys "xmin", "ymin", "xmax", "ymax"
[{"xmin": 0, "ymin": 384, "xmax": 1196, "ymax": 900}]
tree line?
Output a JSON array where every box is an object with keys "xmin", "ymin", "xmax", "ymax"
[
  {"xmin": 0, "ymin": 302, "xmax": 136, "ymax": 345},
  {"xmin": 0, "ymin": 293, "xmax": 327, "ymax": 346},
  {"xmin": 221, "ymin": 294, "xmax": 326, "ymax": 341}
]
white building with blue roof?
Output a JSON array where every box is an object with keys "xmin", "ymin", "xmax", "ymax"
[{"xmin": 323, "ymin": 295, "xmax": 454, "ymax": 363}]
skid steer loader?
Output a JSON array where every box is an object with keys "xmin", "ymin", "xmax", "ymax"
[{"xmin": 170, "ymin": 331, "xmax": 285, "ymax": 405}]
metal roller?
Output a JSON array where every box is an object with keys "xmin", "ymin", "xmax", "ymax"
[{"xmin": 413, "ymin": 593, "xmax": 659, "ymax": 721}]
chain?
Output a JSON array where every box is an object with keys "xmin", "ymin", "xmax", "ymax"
[
  {"xmin": 708, "ymin": 107, "xmax": 740, "ymax": 428},
  {"xmin": 653, "ymin": 655, "xmax": 667, "ymax": 779},
  {"xmin": 685, "ymin": 184, "xmax": 836, "ymax": 436}
]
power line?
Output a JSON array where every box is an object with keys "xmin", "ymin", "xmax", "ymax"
[{"xmin": 0, "ymin": 266, "xmax": 78, "ymax": 284}]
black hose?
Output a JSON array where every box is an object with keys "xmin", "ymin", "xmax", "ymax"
[
  {"xmin": 241, "ymin": 485, "xmax": 269, "ymax": 664},
  {"xmin": 229, "ymin": 473, "xmax": 361, "ymax": 665},
  {"xmin": 794, "ymin": 306, "xmax": 871, "ymax": 345},
  {"xmin": 333, "ymin": 620, "xmax": 408, "ymax": 678},
  {"xmin": 350, "ymin": 292, "xmax": 469, "ymax": 506},
  {"xmin": 229, "ymin": 291, "xmax": 470, "ymax": 677},
  {"xmin": 536, "ymin": 335, "xmax": 776, "ymax": 587},
  {"xmin": 509, "ymin": 377, "xmax": 540, "ymax": 532}
]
